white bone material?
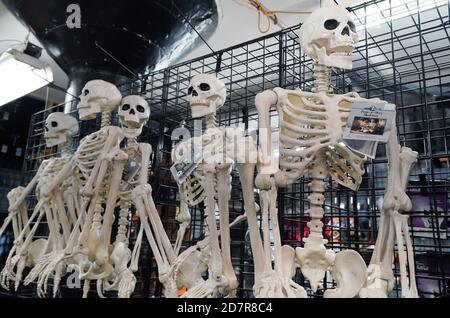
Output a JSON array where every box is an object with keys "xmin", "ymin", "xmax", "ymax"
[
  {"xmin": 360, "ymin": 142, "xmax": 419, "ymax": 298},
  {"xmin": 23, "ymin": 81, "xmax": 124, "ymax": 297},
  {"xmin": 299, "ymin": 4, "xmax": 358, "ymax": 70},
  {"xmin": 77, "ymin": 80, "xmax": 122, "ymax": 120},
  {"xmin": 44, "ymin": 112, "xmax": 79, "ymax": 148},
  {"xmin": 0, "ymin": 113, "xmax": 79, "ymax": 295},
  {"xmin": 118, "ymin": 95, "xmax": 150, "ymax": 139},
  {"xmin": 167, "ymin": 74, "xmax": 260, "ymax": 298},
  {"xmin": 254, "ymin": 3, "xmax": 418, "ymax": 298},
  {"xmin": 188, "ymin": 73, "xmax": 226, "ymax": 119}
]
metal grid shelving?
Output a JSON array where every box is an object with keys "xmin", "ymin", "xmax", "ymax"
[{"xmin": 7, "ymin": 0, "xmax": 450, "ymax": 298}]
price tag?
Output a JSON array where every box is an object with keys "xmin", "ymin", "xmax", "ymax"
[
  {"xmin": 121, "ymin": 158, "xmax": 142, "ymax": 191},
  {"xmin": 170, "ymin": 148, "xmax": 203, "ymax": 185},
  {"xmin": 343, "ymin": 102, "xmax": 396, "ymax": 143},
  {"xmin": 342, "ymin": 103, "xmax": 396, "ymax": 159}
]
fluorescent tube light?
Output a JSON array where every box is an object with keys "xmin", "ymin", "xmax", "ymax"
[
  {"xmin": 0, "ymin": 48, "xmax": 53, "ymax": 107},
  {"xmin": 356, "ymin": 0, "xmax": 449, "ymax": 31}
]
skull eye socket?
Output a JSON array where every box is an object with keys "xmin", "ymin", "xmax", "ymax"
[
  {"xmin": 137, "ymin": 105, "xmax": 146, "ymax": 113},
  {"xmin": 324, "ymin": 19, "xmax": 339, "ymax": 30},
  {"xmin": 83, "ymin": 89, "xmax": 90, "ymax": 96},
  {"xmin": 51, "ymin": 121, "xmax": 58, "ymax": 128},
  {"xmin": 188, "ymin": 87, "xmax": 194, "ymax": 95},
  {"xmin": 122, "ymin": 104, "xmax": 131, "ymax": 111},
  {"xmin": 348, "ymin": 21, "xmax": 356, "ymax": 33},
  {"xmin": 199, "ymin": 83, "xmax": 210, "ymax": 91}
]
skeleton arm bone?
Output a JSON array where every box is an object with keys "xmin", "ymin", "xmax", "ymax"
[
  {"xmin": 95, "ymin": 148, "xmax": 128, "ymax": 267},
  {"xmin": 7, "ymin": 162, "xmax": 46, "ymax": 212},
  {"xmin": 139, "ymin": 143, "xmax": 176, "ymax": 263},
  {"xmin": 255, "ymin": 90, "xmax": 278, "ymax": 190},
  {"xmin": 41, "ymin": 159, "xmax": 75, "ymax": 198},
  {"xmin": 1, "ymin": 187, "xmax": 26, "ymax": 238},
  {"xmin": 77, "ymin": 127, "xmax": 124, "ymax": 246},
  {"xmin": 367, "ymin": 120, "xmax": 418, "ymax": 297}
]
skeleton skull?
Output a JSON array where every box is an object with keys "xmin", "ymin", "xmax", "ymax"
[
  {"xmin": 44, "ymin": 112, "xmax": 79, "ymax": 148},
  {"xmin": 118, "ymin": 95, "xmax": 150, "ymax": 139},
  {"xmin": 299, "ymin": 4, "xmax": 359, "ymax": 69},
  {"xmin": 187, "ymin": 74, "xmax": 226, "ymax": 118},
  {"xmin": 77, "ymin": 80, "xmax": 122, "ymax": 120}
]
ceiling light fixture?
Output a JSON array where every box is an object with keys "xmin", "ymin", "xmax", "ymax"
[
  {"xmin": 356, "ymin": 0, "xmax": 448, "ymax": 31},
  {"xmin": 0, "ymin": 43, "xmax": 53, "ymax": 107}
]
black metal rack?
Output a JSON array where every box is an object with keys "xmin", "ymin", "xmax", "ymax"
[{"xmin": 10, "ymin": 0, "xmax": 450, "ymax": 298}]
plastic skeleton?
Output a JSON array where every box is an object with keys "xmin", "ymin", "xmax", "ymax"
[
  {"xmin": 29, "ymin": 94, "xmax": 174, "ymax": 299},
  {"xmin": 255, "ymin": 4, "xmax": 418, "ymax": 298},
  {"xmin": 169, "ymin": 74, "xmax": 258, "ymax": 298},
  {"xmin": 0, "ymin": 113, "xmax": 79, "ymax": 294},
  {"xmin": 24, "ymin": 80, "xmax": 126, "ymax": 297},
  {"xmin": 98, "ymin": 95, "xmax": 177, "ymax": 298}
]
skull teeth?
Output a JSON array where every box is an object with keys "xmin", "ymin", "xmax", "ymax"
[{"xmin": 331, "ymin": 52, "xmax": 352, "ymax": 57}]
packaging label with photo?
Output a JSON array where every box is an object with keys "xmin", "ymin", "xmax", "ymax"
[
  {"xmin": 170, "ymin": 148, "xmax": 203, "ymax": 185},
  {"xmin": 342, "ymin": 103, "xmax": 396, "ymax": 159},
  {"xmin": 343, "ymin": 102, "xmax": 396, "ymax": 143}
]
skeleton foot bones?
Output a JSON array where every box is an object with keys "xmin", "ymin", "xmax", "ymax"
[
  {"xmin": 0, "ymin": 113, "xmax": 79, "ymax": 293},
  {"xmin": 168, "ymin": 74, "xmax": 264, "ymax": 298},
  {"xmin": 28, "ymin": 90, "xmax": 162, "ymax": 299},
  {"xmin": 1, "ymin": 4, "xmax": 419, "ymax": 299},
  {"xmin": 253, "ymin": 3, "xmax": 418, "ymax": 298}
]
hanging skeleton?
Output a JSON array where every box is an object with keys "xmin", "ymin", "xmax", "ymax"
[
  {"xmin": 0, "ymin": 113, "xmax": 79, "ymax": 295},
  {"xmin": 254, "ymin": 3, "xmax": 418, "ymax": 298},
  {"xmin": 168, "ymin": 74, "xmax": 259, "ymax": 298}
]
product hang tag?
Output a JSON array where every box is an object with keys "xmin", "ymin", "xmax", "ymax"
[
  {"xmin": 342, "ymin": 102, "xmax": 396, "ymax": 159},
  {"xmin": 121, "ymin": 158, "xmax": 142, "ymax": 191},
  {"xmin": 343, "ymin": 102, "xmax": 396, "ymax": 143},
  {"xmin": 170, "ymin": 146, "xmax": 203, "ymax": 185}
]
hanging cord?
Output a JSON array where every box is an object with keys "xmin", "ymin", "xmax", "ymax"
[{"xmin": 235, "ymin": 0, "xmax": 311, "ymax": 33}]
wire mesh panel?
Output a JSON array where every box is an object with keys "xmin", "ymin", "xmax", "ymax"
[{"xmin": 15, "ymin": 0, "xmax": 450, "ymax": 298}]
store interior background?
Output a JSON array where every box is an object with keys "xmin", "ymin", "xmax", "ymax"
[{"xmin": 0, "ymin": 0, "xmax": 449, "ymax": 298}]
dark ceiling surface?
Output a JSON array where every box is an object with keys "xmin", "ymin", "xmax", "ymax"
[{"xmin": 2, "ymin": 0, "xmax": 219, "ymax": 80}]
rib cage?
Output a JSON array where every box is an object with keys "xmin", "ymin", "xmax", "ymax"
[
  {"xmin": 74, "ymin": 128, "xmax": 114, "ymax": 232},
  {"xmin": 275, "ymin": 88, "xmax": 365, "ymax": 190},
  {"xmin": 119, "ymin": 145, "xmax": 143, "ymax": 202},
  {"xmin": 36, "ymin": 156, "xmax": 71, "ymax": 199},
  {"xmin": 77, "ymin": 129, "xmax": 115, "ymax": 194}
]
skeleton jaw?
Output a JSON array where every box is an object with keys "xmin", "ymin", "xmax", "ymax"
[
  {"xmin": 121, "ymin": 120, "xmax": 144, "ymax": 139},
  {"xmin": 314, "ymin": 43, "xmax": 354, "ymax": 70},
  {"xmin": 191, "ymin": 101, "xmax": 216, "ymax": 119},
  {"xmin": 77, "ymin": 102, "xmax": 101, "ymax": 121},
  {"xmin": 44, "ymin": 135, "xmax": 66, "ymax": 148}
]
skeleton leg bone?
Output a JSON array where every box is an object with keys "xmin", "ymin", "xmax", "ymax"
[
  {"xmin": 237, "ymin": 164, "xmax": 265, "ymax": 278},
  {"xmin": 132, "ymin": 187, "xmax": 170, "ymax": 279},
  {"xmin": 216, "ymin": 164, "xmax": 238, "ymax": 296},
  {"xmin": 194, "ymin": 164, "xmax": 227, "ymax": 296}
]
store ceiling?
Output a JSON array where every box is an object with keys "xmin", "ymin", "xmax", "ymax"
[{"xmin": 1, "ymin": 0, "xmax": 447, "ymax": 105}]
